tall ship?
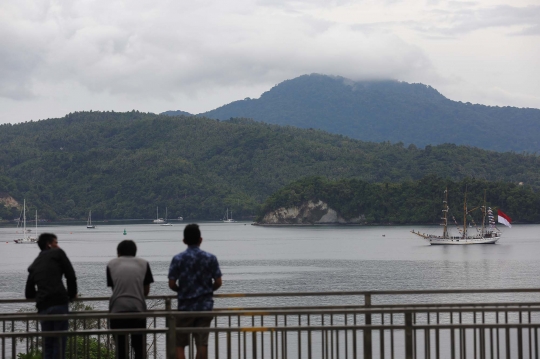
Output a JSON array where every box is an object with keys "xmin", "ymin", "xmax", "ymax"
[{"xmin": 411, "ymin": 188, "xmax": 502, "ymax": 245}]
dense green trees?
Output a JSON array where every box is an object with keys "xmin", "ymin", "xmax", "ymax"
[
  {"xmin": 1, "ymin": 111, "xmax": 540, "ymax": 220},
  {"xmin": 257, "ymin": 176, "xmax": 540, "ymax": 224}
]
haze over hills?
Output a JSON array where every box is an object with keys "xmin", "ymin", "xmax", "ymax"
[
  {"xmin": 1, "ymin": 111, "xmax": 540, "ymax": 221},
  {"xmin": 163, "ymin": 74, "xmax": 540, "ymax": 153}
]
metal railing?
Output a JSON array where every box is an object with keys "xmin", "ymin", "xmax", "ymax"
[{"xmin": 2, "ymin": 288, "xmax": 540, "ymax": 359}]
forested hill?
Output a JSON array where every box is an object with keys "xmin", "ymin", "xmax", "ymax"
[
  {"xmin": 197, "ymin": 74, "xmax": 540, "ymax": 153},
  {"xmin": 257, "ymin": 176, "xmax": 540, "ymax": 224},
  {"xmin": 1, "ymin": 111, "xmax": 540, "ymax": 221},
  {"xmin": 161, "ymin": 110, "xmax": 193, "ymax": 117}
]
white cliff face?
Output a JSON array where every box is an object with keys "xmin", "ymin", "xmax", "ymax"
[
  {"xmin": 260, "ymin": 200, "xmax": 365, "ymax": 224},
  {"xmin": 0, "ymin": 195, "xmax": 19, "ymax": 209}
]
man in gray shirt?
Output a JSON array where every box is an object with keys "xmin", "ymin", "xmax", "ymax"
[{"xmin": 107, "ymin": 240, "xmax": 154, "ymax": 359}]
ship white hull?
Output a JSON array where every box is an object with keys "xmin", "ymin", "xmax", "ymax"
[
  {"xmin": 411, "ymin": 230, "xmax": 501, "ymax": 245},
  {"xmin": 427, "ymin": 237, "xmax": 500, "ymax": 245},
  {"xmin": 14, "ymin": 237, "xmax": 36, "ymax": 244}
]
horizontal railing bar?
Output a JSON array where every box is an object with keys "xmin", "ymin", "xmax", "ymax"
[
  {"xmin": 210, "ymin": 306, "xmax": 540, "ymax": 316},
  {"xmin": 218, "ymin": 288, "xmax": 540, "ymax": 296},
  {"xmin": 0, "ymin": 328, "xmax": 167, "ymax": 338},
  {"xmin": 3, "ymin": 305, "xmax": 540, "ymax": 321},
  {"xmin": 4, "ymin": 301, "xmax": 540, "ymax": 318},
  {"xmin": 7, "ymin": 321, "xmax": 540, "ymax": 339},
  {"xmin": 415, "ymin": 323, "xmax": 540, "ymax": 329},
  {"xmin": 0, "ymin": 325, "xmax": 396, "ymax": 339},
  {"xmin": 216, "ymin": 302, "xmax": 540, "ymax": 311},
  {"xmin": 2, "ymin": 287, "xmax": 540, "ymax": 304}
]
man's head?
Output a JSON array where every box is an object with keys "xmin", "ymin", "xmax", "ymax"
[
  {"xmin": 117, "ymin": 240, "xmax": 137, "ymax": 257},
  {"xmin": 183, "ymin": 224, "xmax": 202, "ymax": 246},
  {"xmin": 37, "ymin": 233, "xmax": 58, "ymax": 251}
]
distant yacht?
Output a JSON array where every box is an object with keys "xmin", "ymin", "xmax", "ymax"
[
  {"xmin": 14, "ymin": 200, "xmax": 37, "ymax": 244},
  {"xmin": 222, "ymin": 208, "xmax": 237, "ymax": 223},
  {"xmin": 87, "ymin": 210, "xmax": 96, "ymax": 229},
  {"xmin": 160, "ymin": 207, "xmax": 173, "ymax": 226},
  {"xmin": 153, "ymin": 207, "xmax": 165, "ymax": 224}
]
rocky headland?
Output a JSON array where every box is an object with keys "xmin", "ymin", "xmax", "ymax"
[{"xmin": 256, "ymin": 200, "xmax": 365, "ymax": 225}]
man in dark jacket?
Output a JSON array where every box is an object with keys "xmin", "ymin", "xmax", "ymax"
[{"xmin": 25, "ymin": 233, "xmax": 77, "ymax": 359}]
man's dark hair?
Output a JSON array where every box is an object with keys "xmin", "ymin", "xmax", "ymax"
[
  {"xmin": 37, "ymin": 233, "xmax": 57, "ymax": 251},
  {"xmin": 117, "ymin": 240, "xmax": 137, "ymax": 257},
  {"xmin": 183, "ymin": 224, "xmax": 201, "ymax": 245}
]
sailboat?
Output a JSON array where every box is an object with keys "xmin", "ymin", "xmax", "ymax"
[
  {"xmin": 411, "ymin": 189, "xmax": 501, "ymax": 245},
  {"xmin": 153, "ymin": 207, "xmax": 165, "ymax": 224},
  {"xmin": 222, "ymin": 208, "xmax": 237, "ymax": 223},
  {"xmin": 16, "ymin": 206, "xmax": 31, "ymax": 233},
  {"xmin": 160, "ymin": 207, "xmax": 173, "ymax": 226},
  {"xmin": 87, "ymin": 210, "xmax": 96, "ymax": 229},
  {"xmin": 14, "ymin": 200, "xmax": 37, "ymax": 244}
]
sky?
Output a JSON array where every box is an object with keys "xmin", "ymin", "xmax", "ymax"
[{"xmin": 1, "ymin": 0, "xmax": 539, "ymax": 123}]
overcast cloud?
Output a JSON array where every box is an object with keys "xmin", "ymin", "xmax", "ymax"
[{"xmin": 0, "ymin": 0, "xmax": 538, "ymax": 123}]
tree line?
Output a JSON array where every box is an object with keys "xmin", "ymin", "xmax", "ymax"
[
  {"xmin": 0, "ymin": 111, "xmax": 540, "ymax": 220},
  {"xmin": 257, "ymin": 176, "xmax": 540, "ymax": 224}
]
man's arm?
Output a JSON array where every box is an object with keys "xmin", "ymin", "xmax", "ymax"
[
  {"xmin": 25, "ymin": 275, "xmax": 36, "ymax": 299},
  {"xmin": 168, "ymin": 279, "xmax": 179, "ymax": 292},
  {"xmin": 212, "ymin": 256, "xmax": 223, "ymax": 292},
  {"xmin": 213, "ymin": 277, "xmax": 222, "ymax": 291},
  {"xmin": 168, "ymin": 258, "xmax": 179, "ymax": 292},
  {"xmin": 59, "ymin": 249, "xmax": 78, "ymax": 300},
  {"xmin": 143, "ymin": 263, "xmax": 154, "ymax": 296},
  {"xmin": 106, "ymin": 266, "xmax": 114, "ymax": 289}
]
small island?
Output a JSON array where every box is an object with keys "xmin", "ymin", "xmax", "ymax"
[{"xmin": 254, "ymin": 176, "xmax": 538, "ymax": 225}]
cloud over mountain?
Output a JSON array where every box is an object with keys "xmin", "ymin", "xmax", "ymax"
[{"xmin": 0, "ymin": 0, "xmax": 538, "ymax": 123}]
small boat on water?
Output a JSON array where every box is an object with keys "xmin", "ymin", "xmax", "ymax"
[
  {"xmin": 15, "ymin": 200, "xmax": 37, "ymax": 244},
  {"xmin": 411, "ymin": 188, "xmax": 504, "ymax": 245},
  {"xmin": 160, "ymin": 207, "xmax": 173, "ymax": 226},
  {"xmin": 153, "ymin": 207, "xmax": 165, "ymax": 224},
  {"xmin": 223, "ymin": 208, "xmax": 237, "ymax": 223},
  {"xmin": 87, "ymin": 210, "xmax": 96, "ymax": 229}
]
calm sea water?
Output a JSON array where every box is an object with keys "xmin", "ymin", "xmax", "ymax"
[{"xmin": 1, "ymin": 222, "xmax": 539, "ymax": 310}]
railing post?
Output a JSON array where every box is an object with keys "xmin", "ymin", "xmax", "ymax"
[
  {"xmin": 166, "ymin": 314, "xmax": 177, "ymax": 359},
  {"xmin": 405, "ymin": 312, "xmax": 413, "ymax": 359},
  {"xmin": 364, "ymin": 293, "xmax": 372, "ymax": 359}
]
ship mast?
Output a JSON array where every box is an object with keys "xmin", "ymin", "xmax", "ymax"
[
  {"xmin": 442, "ymin": 188, "xmax": 449, "ymax": 238},
  {"xmin": 481, "ymin": 190, "xmax": 486, "ymax": 235},
  {"xmin": 462, "ymin": 190, "xmax": 467, "ymax": 238},
  {"xmin": 23, "ymin": 199, "xmax": 26, "ymax": 238}
]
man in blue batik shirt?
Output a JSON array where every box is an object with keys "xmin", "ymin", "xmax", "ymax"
[{"xmin": 168, "ymin": 223, "xmax": 222, "ymax": 359}]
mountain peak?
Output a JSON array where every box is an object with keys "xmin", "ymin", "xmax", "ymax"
[
  {"xmin": 261, "ymin": 74, "xmax": 447, "ymax": 102},
  {"xmin": 193, "ymin": 74, "xmax": 540, "ymax": 152}
]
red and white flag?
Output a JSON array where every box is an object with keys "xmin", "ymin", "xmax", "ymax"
[{"xmin": 497, "ymin": 209, "xmax": 512, "ymax": 228}]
